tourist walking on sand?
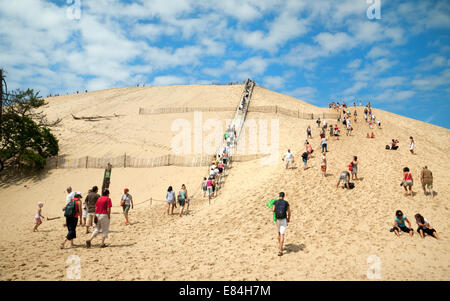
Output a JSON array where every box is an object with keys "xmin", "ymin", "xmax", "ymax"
[
  {"xmin": 350, "ymin": 156, "xmax": 358, "ymax": 180},
  {"xmin": 202, "ymin": 177, "xmax": 208, "ymax": 197},
  {"xmin": 121, "ymin": 188, "xmax": 133, "ymax": 225},
  {"xmin": 82, "ymin": 192, "xmax": 88, "ymax": 227},
  {"xmin": 420, "ymin": 166, "xmax": 434, "ymax": 197},
  {"xmin": 415, "ymin": 214, "xmax": 439, "ymax": 239},
  {"xmin": 65, "ymin": 186, "xmax": 75, "ymax": 206},
  {"xmin": 316, "ymin": 118, "xmax": 321, "ymax": 128},
  {"xmin": 301, "ymin": 151, "xmax": 308, "ymax": 170},
  {"xmin": 86, "ymin": 189, "xmax": 112, "ymax": 248},
  {"xmin": 307, "ymin": 125, "xmax": 312, "ymax": 138},
  {"xmin": 166, "ymin": 186, "xmax": 176, "ymax": 215},
  {"xmin": 61, "ymin": 192, "xmax": 83, "ymax": 249},
  {"xmin": 401, "ymin": 167, "xmax": 414, "ymax": 197},
  {"xmin": 85, "ymin": 186, "xmax": 100, "ymax": 234},
  {"xmin": 33, "ymin": 202, "xmax": 45, "ymax": 232},
  {"xmin": 272, "ymin": 192, "xmax": 291, "ymax": 256},
  {"xmin": 283, "ymin": 149, "xmax": 294, "ymax": 169},
  {"xmin": 178, "ymin": 184, "xmax": 189, "ymax": 217},
  {"xmin": 409, "ymin": 137, "xmax": 415, "ymax": 154},
  {"xmin": 391, "ymin": 210, "xmax": 414, "ymax": 238},
  {"xmin": 337, "ymin": 171, "xmax": 350, "ymax": 190},
  {"xmin": 321, "ymin": 153, "xmax": 327, "ymax": 177}
]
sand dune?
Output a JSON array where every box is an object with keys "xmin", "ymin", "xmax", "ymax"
[{"xmin": 0, "ymin": 85, "xmax": 449, "ymax": 281}]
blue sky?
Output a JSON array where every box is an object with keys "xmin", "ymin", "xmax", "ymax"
[{"xmin": 1, "ymin": 0, "xmax": 449, "ymax": 128}]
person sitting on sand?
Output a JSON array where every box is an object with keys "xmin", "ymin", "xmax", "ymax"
[
  {"xmin": 420, "ymin": 166, "xmax": 434, "ymax": 198},
  {"xmin": 166, "ymin": 186, "xmax": 176, "ymax": 215},
  {"xmin": 33, "ymin": 202, "xmax": 45, "ymax": 232},
  {"xmin": 336, "ymin": 171, "xmax": 350, "ymax": 190},
  {"xmin": 177, "ymin": 184, "xmax": 188, "ymax": 217},
  {"xmin": 414, "ymin": 214, "xmax": 439, "ymax": 239},
  {"xmin": 391, "ymin": 139, "xmax": 399, "ymax": 150},
  {"xmin": 401, "ymin": 167, "xmax": 414, "ymax": 197},
  {"xmin": 370, "ymin": 132, "xmax": 375, "ymax": 138},
  {"xmin": 391, "ymin": 210, "xmax": 414, "ymax": 237},
  {"xmin": 321, "ymin": 153, "xmax": 327, "ymax": 177}
]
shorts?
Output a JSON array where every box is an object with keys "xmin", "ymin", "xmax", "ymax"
[
  {"xmin": 276, "ymin": 218, "xmax": 287, "ymax": 235},
  {"xmin": 122, "ymin": 204, "xmax": 130, "ymax": 213},
  {"xmin": 86, "ymin": 213, "xmax": 96, "ymax": 226},
  {"xmin": 202, "ymin": 186, "xmax": 207, "ymax": 192},
  {"xmin": 207, "ymin": 186, "xmax": 213, "ymax": 195},
  {"xmin": 285, "ymin": 159, "xmax": 292, "ymax": 167},
  {"xmin": 422, "ymin": 182, "xmax": 433, "ymax": 189},
  {"xmin": 403, "ymin": 180, "xmax": 413, "ymax": 187},
  {"xmin": 218, "ymin": 167, "xmax": 223, "ymax": 173},
  {"xmin": 321, "ymin": 165, "xmax": 326, "ymax": 172},
  {"xmin": 417, "ymin": 227, "xmax": 436, "ymax": 236},
  {"xmin": 92, "ymin": 214, "xmax": 110, "ymax": 238},
  {"xmin": 178, "ymin": 198, "xmax": 186, "ymax": 207},
  {"xmin": 35, "ymin": 217, "xmax": 42, "ymax": 225},
  {"xmin": 340, "ymin": 174, "xmax": 349, "ymax": 183},
  {"xmin": 82, "ymin": 210, "xmax": 87, "ymax": 219},
  {"xmin": 352, "ymin": 166, "xmax": 358, "ymax": 174},
  {"xmin": 302, "ymin": 158, "xmax": 307, "ymax": 165},
  {"xmin": 397, "ymin": 226, "xmax": 412, "ymax": 233}
]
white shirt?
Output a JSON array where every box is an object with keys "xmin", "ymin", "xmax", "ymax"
[
  {"xmin": 65, "ymin": 191, "xmax": 75, "ymax": 206},
  {"xmin": 416, "ymin": 218, "xmax": 429, "ymax": 229},
  {"xmin": 285, "ymin": 152, "xmax": 293, "ymax": 161},
  {"xmin": 410, "ymin": 141, "xmax": 414, "ymax": 150}
]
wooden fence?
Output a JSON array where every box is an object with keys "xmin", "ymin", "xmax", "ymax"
[
  {"xmin": 139, "ymin": 105, "xmax": 338, "ymax": 120},
  {"xmin": 45, "ymin": 153, "xmax": 268, "ymax": 169}
]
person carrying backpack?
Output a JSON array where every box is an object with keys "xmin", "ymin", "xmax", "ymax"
[
  {"xmin": 272, "ymin": 192, "xmax": 291, "ymax": 256},
  {"xmin": 61, "ymin": 192, "xmax": 83, "ymax": 249}
]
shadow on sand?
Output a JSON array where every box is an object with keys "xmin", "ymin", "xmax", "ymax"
[{"xmin": 284, "ymin": 243, "xmax": 306, "ymax": 254}]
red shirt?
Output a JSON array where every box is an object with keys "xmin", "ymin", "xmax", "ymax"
[
  {"xmin": 73, "ymin": 198, "xmax": 81, "ymax": 218},
  {"xmin": 404, "ymin": 173, "xmax": 412, "ymax": 181},
  {"xmin": 96, "ymin": 196, "xmax": 112, "ymax": 214}
]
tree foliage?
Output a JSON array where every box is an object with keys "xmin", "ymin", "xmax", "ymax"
[{"xmin": 0, "ymin": 88, "xmax": 60, "ymax": 172}]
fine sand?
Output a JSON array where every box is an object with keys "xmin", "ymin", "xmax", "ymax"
[{"xmin": 0, "ymin": 85, "xmax": 449, "ymax": 280}]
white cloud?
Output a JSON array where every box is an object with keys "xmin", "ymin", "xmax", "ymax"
[
  {"xmin": 374, "ymin": 89, "xmax": 415, "ymax": 103},
  {"xmin": 287, "ymin": 86, "xmax": 318, "ymax": 101},
  {"xmin": 263, "ymin": 76, "xmax": 285, "ymax": 90},
  {"xmin": 151, "ymin": 75, "xmax": 187, "ymax": 86},
  {"xmin": 376, "ymin": 76, "xmax": 407, "ymax": 88},
  {"xmin": 342, "ymin": 82, "xmax": 367, "ymax": 95},
  {"xmin": 366, "ymin": 46, "xmax": 391, "ymax": 59}
]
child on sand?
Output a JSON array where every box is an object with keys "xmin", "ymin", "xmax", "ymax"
[
  {"xmin": 370, "ymin": 132, "xmax": 375, "ymax": 138},
  {"xmin": 178, "ymin": 184, "xmax": 188, "ymax": 217},
  {"xmin": 202, "ymin": 177, "xmax": 207, "ymax": 197},
  {"xmin": 33, "ymin": 202, "xmax": 45, "ymax": 232},
  {"xmin": 321, "ymin": 153, "xmax": 327, "ymax": 177},
  {"xmin": 350, "ymin": 156, "xmax": 358, "ymax": 180},
  {"xmin": 301, "ymin": 151, "xmax": 308, "ymax": 169},
  {"xmin": 414, "ymin": 214, "xmax": 439, "ymax": 239},
  {"xmin": 166, "ymin": 186, "xmax": 176, "ymax": 215},
  {"xmin": 391, "ymin": 210, "xmax": 414, "ymax": 237},
  {"xmin": 409, "ymin": 137, "xmax": 415, "ymax": 154},
  {"xmin": 401, "ymin": 167, "xmax": 414, "ymax": 197},
  {"xmin": 336, "ymin": 171, "xmax": 350, "ymax": 190}
]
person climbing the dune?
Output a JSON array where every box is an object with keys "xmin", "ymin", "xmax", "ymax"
[{"xmin": 272, "ymin": 192, "xmax": 291, "ymax": 256}]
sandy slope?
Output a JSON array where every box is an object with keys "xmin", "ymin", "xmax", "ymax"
[{"xmin": 0, "ymin": 85, "xmax": 449, "ymax": 281}]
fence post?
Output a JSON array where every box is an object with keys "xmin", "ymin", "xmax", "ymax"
[
  {"xmin": 150, "ymin": 197, "xmax": 152, "ymax": 206},
  {"xmin": 124, "ymin": 153, "xmax": 126, "ymax": 168},
  {"xmin": 298, "ymin": 109, "xmax": 300, "ymax": 118},
  {"xmin": 275, "ymin": 106, "xmax": 277, "ymax": 114},
  {"xmin": 85, "ymin": 156, "xmax": 88, "ymax": 168}
]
